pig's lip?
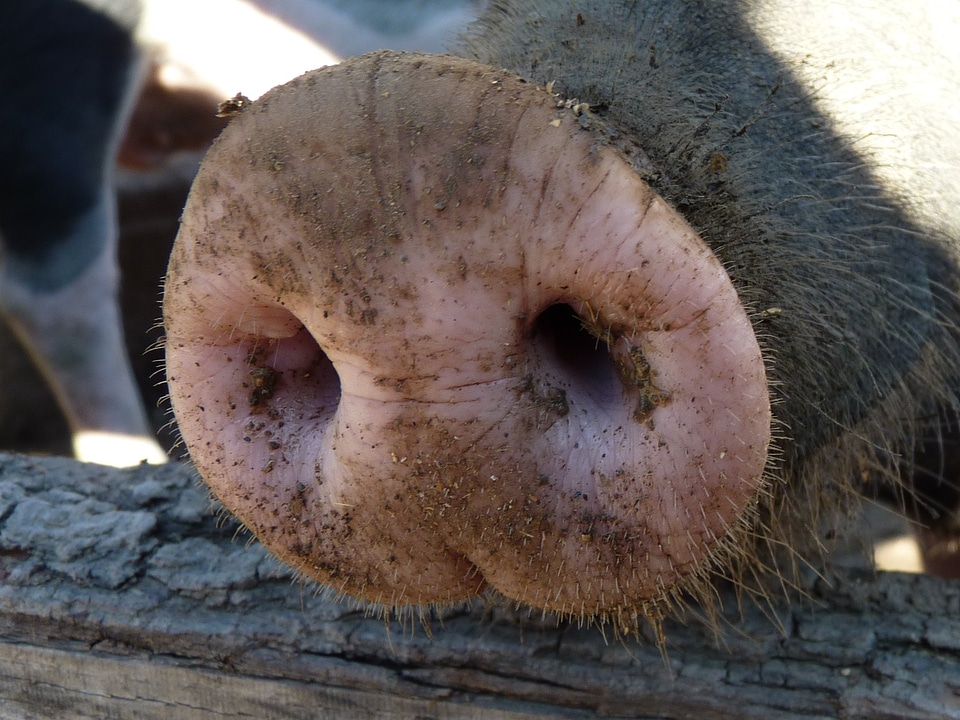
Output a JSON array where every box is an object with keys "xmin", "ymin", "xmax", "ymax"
[{"xmin": 165, "ymin": 51, "xmax": 772, "ymax": 618}]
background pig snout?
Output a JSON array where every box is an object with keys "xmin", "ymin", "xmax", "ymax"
[
  {"xmin": 165, "ymin": 53, "xmax": 771, "ymax": 620},
  {"xmin": 0, "ymin": 0, "xmax": 170, "ymax": 467}
]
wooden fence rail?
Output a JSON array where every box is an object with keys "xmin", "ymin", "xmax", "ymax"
[{"xmin": 0, "ymin": 453, "xmax": 956, "ymax": 719}]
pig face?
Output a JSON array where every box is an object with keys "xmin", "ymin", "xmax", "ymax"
[{"xmin": 164, "ymin": 0, "xmax": 960, "ymax": 635}]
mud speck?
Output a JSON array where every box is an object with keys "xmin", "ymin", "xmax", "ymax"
[
  {"xmin": 217, "ymin": 93, "xmax": 252, "ymax": 118},
  {"xmin": 707, "ymin": 152, "xmax": 729, "ymax": 173},
  {"xmin": 621, "ymin": 346, "xmax": 671, "ymax": 423},
  {"xmin": 248, "ymin": 366, "xmax": 279, "ymax": 406},
  {"xmin": 518, "ymin": 376, "xmax": 570, "ymax": 427}
]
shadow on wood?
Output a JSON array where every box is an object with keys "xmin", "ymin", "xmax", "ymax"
[{"xmin": 0, "ymin": 452, "xmax": 957, "ymax": 719}]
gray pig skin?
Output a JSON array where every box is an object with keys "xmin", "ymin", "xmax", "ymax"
[
  {"xmin": 462, "ymin": 0, "xmax": 960, "ymax": 539},
  {"xmin": 164, "ymin": 0, "xmax": 960, "ymax": 630}
]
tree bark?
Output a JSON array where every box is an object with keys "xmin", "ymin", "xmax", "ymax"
[{"xmin": 0, "ymin": 452, "xmax": 957, "ymax": 720}]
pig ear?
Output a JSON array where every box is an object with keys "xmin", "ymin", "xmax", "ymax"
[{"xmin": 165, "ymin": 52, "xmax": 771, "ymax": 626}]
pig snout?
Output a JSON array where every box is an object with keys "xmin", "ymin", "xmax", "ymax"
[{"xmin": 164, "ymin": 53, "xmax": 771, "ymax": 620}]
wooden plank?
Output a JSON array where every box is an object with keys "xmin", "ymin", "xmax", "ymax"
[
  {"xmin": 0, "ymin": 452, "xmax": 957, "ymax": 719},
  {"xmin": 0, "ymin": 643, "xmax": 602, "ymax": 720}
]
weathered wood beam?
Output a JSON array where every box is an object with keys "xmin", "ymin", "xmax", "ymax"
[{"xmin": 0, "ymin": 453, "xmax": 957, "ymax": 719}]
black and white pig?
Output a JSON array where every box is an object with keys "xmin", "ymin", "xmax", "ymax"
[
  {"xmin": 0, "ymin": 0, "xmax": 169, "ymax": 466},
  {"xmin": 0, "ymin": 0, "xmax": 481, "ymax": 468},
  {"xmin": 163, "ymin": 0, "xmax": 960, "ymax": 632}
]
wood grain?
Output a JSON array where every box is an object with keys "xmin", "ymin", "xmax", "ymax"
[{"xmin": 0, "ymin": 453, "xmax": 957, "ymax": 719}]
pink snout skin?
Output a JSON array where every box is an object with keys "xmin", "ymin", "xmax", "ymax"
[{"xmin": 164, "ymin": 52, "xmax": 771, "ymax": 623}]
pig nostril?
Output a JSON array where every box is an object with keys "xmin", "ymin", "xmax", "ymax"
[
  {"xmin": 294, "ymin": 326, "xmax": 341, "ymax": 411},
  {"xmin": 289, "ymin": 325, "xmax": 341, "ymax": 412},
  {"xmin": 530, "ymin": 303, "xmax": 621, "ymax": 405},
  {"xmin": 241, "ymin": 323, "xmax": 341, "ymax": 418}
]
